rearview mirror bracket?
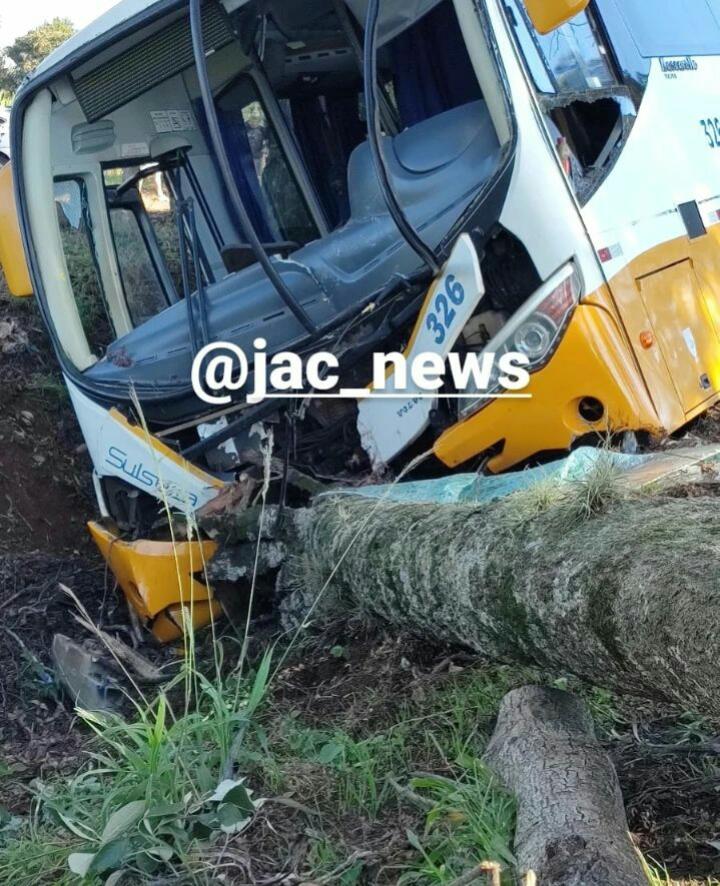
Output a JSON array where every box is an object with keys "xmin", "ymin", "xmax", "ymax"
[{"xmin": 523, "ymin": 0, "xmax": 589, "ymax": 35}]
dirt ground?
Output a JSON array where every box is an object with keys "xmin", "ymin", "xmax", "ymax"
[
  {"xmin": 0, "ymin": 275, "xmax": 118, "ymax": 811},
  {"xmin": 0, "ymin": 271, "xmax": 718, "ymax": 882},
  {"xmin": 246, "ymin": 625, "xmax": 720, "ymax": 884}
]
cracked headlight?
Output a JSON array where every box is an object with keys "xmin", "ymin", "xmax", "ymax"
[{"xmin": 461, "ymin": 262, "xmax": 582, "ymax": 417}]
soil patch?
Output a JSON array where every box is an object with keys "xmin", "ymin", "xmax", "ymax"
[
  {"xmin": 0, "ymin": 274, "xmax": 110, "ymax": 812},
  {"xmin": 251, "ymin": 624, "xmax": 720, "ymax": 884}
]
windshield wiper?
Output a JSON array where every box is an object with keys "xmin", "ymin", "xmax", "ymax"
[{"xmin": 188, "ymin": 0, "xmax": 317, "ymax": 336}]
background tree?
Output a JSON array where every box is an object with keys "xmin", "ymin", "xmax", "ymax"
[{"xmin": 0, "ymin": 18, "xmax": 75, "ymax": 96}]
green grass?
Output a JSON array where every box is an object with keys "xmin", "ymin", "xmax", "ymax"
[
  {"xmin": 0, "ymin": 834, "xmax": 77, "ymax": 885},
  {"xmin": 398, "ymin": 761, "xmax": 516, "ymax": 884},
  {"xmin": 28, "ymin": 371, "xmax": 70, "ymax": 407},
  {"xmin": 566, "ymin": 450, "xmax": 622, "ymax": 520},
  {"xmin": 3, "ymin": 630, "xmax": 700, "ymax": 885},
  {"xmin": 642, "ymin": 856, "xmax": 720, "ymax": 886},
  {"xmin": 226, "ymin": 664, "xmax": 531, "ymax": 883},
  {"xmin": 0, "ymin": 655, "xmax": 527, "ymax": 884},
  {"xmin": 0, "ymin": 632, "xmax": 711, "ymax": 886},
  {"xmin": 0, "ymin": 652, "xmax": 272, "ymax": 884},
  {"xmin": 248, "ymin": 664, "xmax": 530, "ymax": 815}
]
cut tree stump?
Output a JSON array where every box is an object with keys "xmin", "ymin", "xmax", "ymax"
[{"xmin": 485, "ymin": 686, "xmax": 647, "ymax": 886}]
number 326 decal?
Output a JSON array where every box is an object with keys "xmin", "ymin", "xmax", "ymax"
[
  {"xmin": 426, "ymin": 275, "xmax": 466, "ymax": 346},
  {"xmin": 700, "ymin": 118, "xmax": 720, "ymax": 148}
]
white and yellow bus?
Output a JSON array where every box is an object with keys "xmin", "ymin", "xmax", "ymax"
[{"xmin": 1, "ymin": 0, "xmax": 720, "ymax": 636}]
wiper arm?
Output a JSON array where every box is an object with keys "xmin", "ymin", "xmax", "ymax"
[
  {"xmin": 363, "ymin": 0, "xmax": 440, "ymax": 276},
  {"xmin": 189, "ymin": 0, "xmax": 317, "ymax": 336},
  {"xmin": 175, "ymin": 192, "xmax": 203, "ymax": 355}
]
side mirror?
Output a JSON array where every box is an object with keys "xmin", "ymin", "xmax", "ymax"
[
  {"xmin": 523, "ymin": 0, "xmax": 589, "ymax": 34},
  {"xmin": 0, "ymin": 163, "xmax": 33, "ymax": 297}
]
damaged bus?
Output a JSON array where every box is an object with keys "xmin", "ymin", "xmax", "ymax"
[{"xmin": 2, "ymin": 0, "xmax": 720, "ymax": 638}]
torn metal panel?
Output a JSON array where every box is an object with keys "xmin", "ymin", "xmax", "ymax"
[
  {"xmin": 51, "ymin": 634, "xmax": 123, "ymax": 713},
  {"xmin": 88, "ymin": 522, "xmax": 220, "ymax": 641}
]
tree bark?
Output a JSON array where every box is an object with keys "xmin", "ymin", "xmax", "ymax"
[
  {"xmin": 485, "ymin": 686, "xmax": 647, "ymax": 886},
  {"xmin": 275, "ymin": 492, "xmax": 720, "ymax": 718}
]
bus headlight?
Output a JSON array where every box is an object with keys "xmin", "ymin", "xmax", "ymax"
[
  {"xmin": 514, "ymin": 319, "xmax": 553, "ymax": 361},
  {"xmin": 461, "ymin": 262, "xmax": 582, "ymax": 417}
]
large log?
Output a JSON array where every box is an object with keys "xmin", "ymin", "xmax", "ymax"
[
  {"xmin": 276, "ymin": 490, "xmax": 720, "ymax": 717},
  {"xmin": 485, "ymin": 686, "xmax": 647, "ymax": 886}
]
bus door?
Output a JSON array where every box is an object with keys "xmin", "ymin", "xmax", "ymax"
[{"xmin": 579, "ymin": 0, "xmax": 720, "ymax": 423}]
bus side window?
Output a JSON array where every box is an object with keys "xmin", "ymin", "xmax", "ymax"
[
  {"xmin": 593, "ymin": 0, "xmax": 650, "ymax": 103},
  {"xmin": 54, "ymin": 179, "xmax": 115, "ymax": 358},
  {"xmin": 505, "ymin": 0, "xmax": 633, "ymax": 203}
]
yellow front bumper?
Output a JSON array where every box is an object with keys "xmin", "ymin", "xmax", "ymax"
[
  {"xmin": 434, "ymin": 303, "xmax": 664, "ymax": 473},
  {"xmin": 88, "ymin": 522, "xmax": 220, "ymax": 642}
]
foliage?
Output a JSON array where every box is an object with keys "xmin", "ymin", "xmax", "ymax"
[
  {"xmin": 641, "ymin": 855, "xmax": 720, "ymax": 886},
  {"xmin": 231, "ymin": 663, "xmax": 530, "ymax": 882},
  {"xmin": 0, "ymin": 653, "xmax": 271, "ymax": 884},
  {"xmin": 0, "ymin": 19, "xmax": 75, "ymax": 95},
  {"xmin": 399, "ymin": 760, "xmax": 516, "ymax": 884}
]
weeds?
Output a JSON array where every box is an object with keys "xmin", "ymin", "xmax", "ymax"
[
  {"xmin": 398, "ymin": 758, "xmax": 516, "ymax": 884},
  {"xmin": 499, "ymin": 446, "xmax": 624, "ymax": 536},
  {"xmin": 641, "ymin": 854, "xmax": 720, "ymax": 886},
  {"xmin": 0, "ymin": 392, "xmax": 703, "ymax": 886},
  {"xmin": 503, "ymin": 477, "xmax": 564, "ymax": 527},
  {"xmin": 29, "ymin": 371, "xmax": 69, "ymax": 407},
  {"xmin": 0, "ymin": 397, "xmax": 277, "ymax": 884},
  {"xmin": 245, "ymin": 665, "xmax": 531, "ymax": 819},
  {"xmin": 0, "ymin": 653, "xmax": 271, "ymax": 883},
  {"xmin": 0, "ymin": 833, "xmax": 77, "ymax": 885},
  {"xmin": 0, "ymin": 654, "xmax": 529, "ymax": 884},
  {"xmin": 563, "ymin": 449, "xmax": 622, "ymax": 521}
]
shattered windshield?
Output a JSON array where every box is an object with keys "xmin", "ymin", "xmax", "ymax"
[{"xmin": 506, "ymin": 1, "xmax": 616, "ymax": 94}]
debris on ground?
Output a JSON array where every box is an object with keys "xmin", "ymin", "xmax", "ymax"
[{"xmin": 0, "ymin": 272, "xmax": 718, "ymax": 883}]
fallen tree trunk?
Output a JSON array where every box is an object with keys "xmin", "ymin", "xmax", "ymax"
[
  {"xmin": 276, "ymin": 490, "xmax": 720, "ymax": 718},
  {"xmin": 485, "ymin": 686, "xmax": 647, "ymax": 886}
]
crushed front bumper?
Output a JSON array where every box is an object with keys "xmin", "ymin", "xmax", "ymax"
[
  {"xmin": 88, "ymin": 522, "xmax": 220, "ymax": 642},
  {"xmin": 434, "ymin": 303, "xmax": 663, "ymax": 473}
]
